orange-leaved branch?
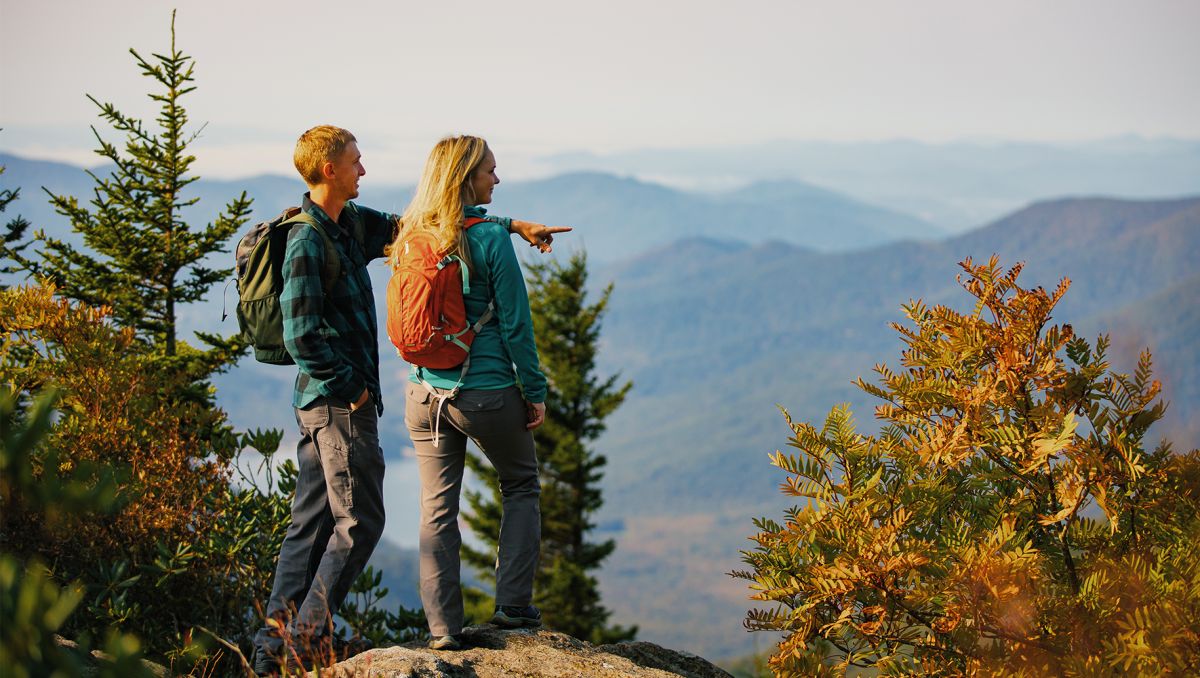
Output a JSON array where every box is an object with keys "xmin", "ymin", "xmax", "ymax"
[{"xmin": 732, "ymin": 256, "xmax": 1200, "ymax": 676}]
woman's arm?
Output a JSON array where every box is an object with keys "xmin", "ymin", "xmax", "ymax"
[{"xmin": 484, "ymin": 231, "xmax": 548, "ymax": 404}]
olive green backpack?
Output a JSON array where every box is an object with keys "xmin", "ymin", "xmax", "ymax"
[{"xmin": 231, "ymin": 205, "xmax": 363, "ymax": 364}]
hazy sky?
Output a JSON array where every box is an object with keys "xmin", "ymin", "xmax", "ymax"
[{"xmin": 2, "ymin": 0, "xmax": 1198, "ymax": 182}]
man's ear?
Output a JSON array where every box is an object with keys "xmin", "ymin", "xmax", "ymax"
[{"xmin": 320, "ymin": 161, "xmax": 337, "ymax": 182}]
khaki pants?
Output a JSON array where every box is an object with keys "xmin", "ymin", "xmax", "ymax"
[{"xmin": 404, "ymin": 383, "xmax": 540, "ymax": 636}]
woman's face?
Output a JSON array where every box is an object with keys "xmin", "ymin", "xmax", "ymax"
[{"xmin": 467, "ymin": 149, "xmax": 499, "ymax": 205}]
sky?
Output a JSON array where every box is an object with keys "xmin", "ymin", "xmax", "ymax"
[{"xmin": 2, "ymin": 0, "xmax": 1198, "ymax": 183}]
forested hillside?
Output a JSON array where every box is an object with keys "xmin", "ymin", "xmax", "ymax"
[{"xmin": 589, "ymin": 196, "xmax": 1200, "ymax": 660}]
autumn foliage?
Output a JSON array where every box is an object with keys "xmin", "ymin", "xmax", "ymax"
[
  {"xmin": 734, "ymin": 257, "xmax": 1200, "ymax": 676},
  {"xmin": 2, "ymin": 283, "xmax": 228, "ymax": 552},
  {"xmin": 0, "ymin": 282, "xmax": 292, "ymax": 665}
]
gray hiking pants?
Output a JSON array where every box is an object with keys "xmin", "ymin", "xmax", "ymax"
[
  {"xmin": 404, "ymin": 383, "xmax": 541, "ymax": 637},
  {"xmin": 254, "ymin": 396, "xmax": 386, "ymax": 653}
]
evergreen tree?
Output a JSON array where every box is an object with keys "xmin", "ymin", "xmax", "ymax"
[
  {"xmin": 463, "ymin": 252, "xmax": 636, "ymax": 644},
  {"xmin": 0, "ymin": 159, "xmax": 33, "ymax": 282},
  {"xmin": 0, "ymin": 11, "xmax": 252, "ymax": 372}
]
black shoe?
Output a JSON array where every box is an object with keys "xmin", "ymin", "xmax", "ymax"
[
  {"xmin": 490, "ymin": 605, "xmax": 542, "ymax": 628},
  {"xmin": 331, "ymin": 634, "xmax": 373, "ymax": 660},
  {"xmin": 251, "ymin": 646, "xmax": 280, "ymax": 677},
  {"xmin": 428, "ymin": 634, "xmax": 464, "ymax": 651}
]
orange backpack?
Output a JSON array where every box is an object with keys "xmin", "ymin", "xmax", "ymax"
[{"xmin": 386, "ymin": 216, "xmax": 493, "ymax": 370}]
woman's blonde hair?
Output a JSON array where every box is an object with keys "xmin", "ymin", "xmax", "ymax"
[{"xmin": 389, "ymin": 135, "xmax": 490, "ymax": 270}]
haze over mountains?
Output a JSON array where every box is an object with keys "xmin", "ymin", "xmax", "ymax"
[
  {"xmin": 544, "ymin": 136, "xmax": 1200, "ymax": 231},
  {"xmin": 0, "ymin": 153, "xmax": 943, "ymax": 261},
  {"xmin": 1, "ymin": 145, "xmax": 1197, "ymax": 663}
]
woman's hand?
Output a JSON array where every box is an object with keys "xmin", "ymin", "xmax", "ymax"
[
  {"xmin": 511, "ymin": 220, "xmax": 573, "ymax": 253},
  {"xmin": 526, "ymin": 401, "xmax": 546, "ymax": 430}
]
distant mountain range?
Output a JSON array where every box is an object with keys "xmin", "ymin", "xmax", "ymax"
[
  {"xmin": 0, "ymin": 153, "xmax": 942, "ymax": 262},
  {"xmin": 2, "ymin": 151, "xmax": 1197, "ymax": 663},
  {"xmin": 588, "ymin": 195, "xmax": 1199, "ymax": 524},
  {"xmin": 485, "ymin": 171, "xmax": 944, "ymax": 260},
  {"xmin": 543, "ymin": 136, "xmax": 1200, "ymax": 231}
]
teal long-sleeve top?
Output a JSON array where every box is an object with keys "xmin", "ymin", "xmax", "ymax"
[{"xmin": 409, "ymin": 206, "xmax": 548, "ymax": 403}]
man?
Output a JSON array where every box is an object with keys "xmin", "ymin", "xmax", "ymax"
[{"xmin": 253, "ymin": 126, "xmax": 565, "ymax": 675}]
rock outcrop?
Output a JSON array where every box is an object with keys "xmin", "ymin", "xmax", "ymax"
[{"xmin": 323, "ymin": 625, "xmax": 734, "ymax": 677}]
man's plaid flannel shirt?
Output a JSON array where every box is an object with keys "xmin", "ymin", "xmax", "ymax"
[{"xmin": 281, "ymin": 194, "xmax": 396, "ymax": 414}]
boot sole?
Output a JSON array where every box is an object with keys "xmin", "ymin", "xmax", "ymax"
[{"xmin": 490, "ymin": 613, "xmax": 542, "ymax": 628}]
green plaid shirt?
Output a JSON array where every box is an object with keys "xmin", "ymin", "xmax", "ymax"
[
  {"xmin": 281, "ymin": 194, "xmax": 511, "ymax": 414},
  {"xmin": 281, "ymin": 195, "xmax": 395, "ymax": 413}
]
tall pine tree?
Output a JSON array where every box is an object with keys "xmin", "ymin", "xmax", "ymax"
[
  {"xmin": 0, "ymin": 11, "xmax": 252, "ymax": 374},
  {"xmin": 463, "ymin": 252, "xmax": 636, "ymax": 644}
]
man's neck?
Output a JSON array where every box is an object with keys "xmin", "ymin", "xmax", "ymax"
[{"xmin": 308, "ymin": 185, "xmax": 346, "ymax": 223}]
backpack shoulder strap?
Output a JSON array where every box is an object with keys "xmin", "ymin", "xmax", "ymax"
[
  {"xmin": 460, "ymin": 215, "xmax": 495, "ymax": 326},
  {"xmin": 283, "ymin": 211, "xmax": 342, "ymax": 295}
]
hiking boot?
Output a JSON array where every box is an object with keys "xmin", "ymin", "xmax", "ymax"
[
  {"xmin": 490, "ymin": 605, "xmax": 542, "ymax": 628},
  {"xmin": 252, "ymin": 645, "xmax": 312, "ymax": 676},
  {"xmin": 331, "ymin": 634, "xmax": 373, "ymax": 660},
  {"xmin": 251, "ymin": 646, "xmax": 280, "ymax": 677},
  {"xmin": 428, "ymin": 634, "xmax": 464, "ymax": 651}
]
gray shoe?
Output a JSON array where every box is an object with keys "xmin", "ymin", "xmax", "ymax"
[
  {"xmin": 428, "ymin": 634, "xmax": 464, "ymax": 651},
  {"xmin": 490, "ymin": 605, "xmax": 542, "ymax": 628}
]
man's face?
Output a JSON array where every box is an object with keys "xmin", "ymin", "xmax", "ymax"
[{"xmin": 328, "ymin": 141, "xmax": 365, "ymax": 200}]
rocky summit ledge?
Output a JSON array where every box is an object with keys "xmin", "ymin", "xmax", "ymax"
[{"xmin": 322, "ymin": 625, "xmax": 734, "ymax": 678}]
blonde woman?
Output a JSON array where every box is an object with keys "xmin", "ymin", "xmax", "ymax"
[{"xmin": 394, "ymin": 136, "xmax": 551, "ymax": 650}]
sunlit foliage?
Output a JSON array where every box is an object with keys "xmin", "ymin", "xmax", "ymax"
[
  {"xmin": 733, "ymin": 256, "xmax": 1200, "ymax": 676},
  {"xmin": 1, "ymin": 387, "xmax": 154, "ymax": 678},
  {"xmin": 0, "ymin": 283, "xmax": 279, "ymax": 662}
]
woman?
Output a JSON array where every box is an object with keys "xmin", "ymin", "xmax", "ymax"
[{"xmin": 393, "ymin": 135, "xmax": 548, "ymax": 650}]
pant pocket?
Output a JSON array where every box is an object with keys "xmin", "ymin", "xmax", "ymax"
[
  {"xmin": 315, "ymin": 413, "xmax": 356, "ymax": 512},
  {"xmin": 296, "ymin": 397, "xmax": 331, "ymax": 432},
  {"xmin": 405, "ymin": 382, "xmax": 432, "ymax": 430},
  {"xmin": 453, "ymin": 389, "xmax": 506, "ymax": 412}
]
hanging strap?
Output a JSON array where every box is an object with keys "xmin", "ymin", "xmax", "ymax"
[
  {"xmin": 416, "ymin": 353, "xmax": 469, "ymax": 449},
  {"xmin": 415, "ymin": 300, "xmax": 495, "ymax": 447}
]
